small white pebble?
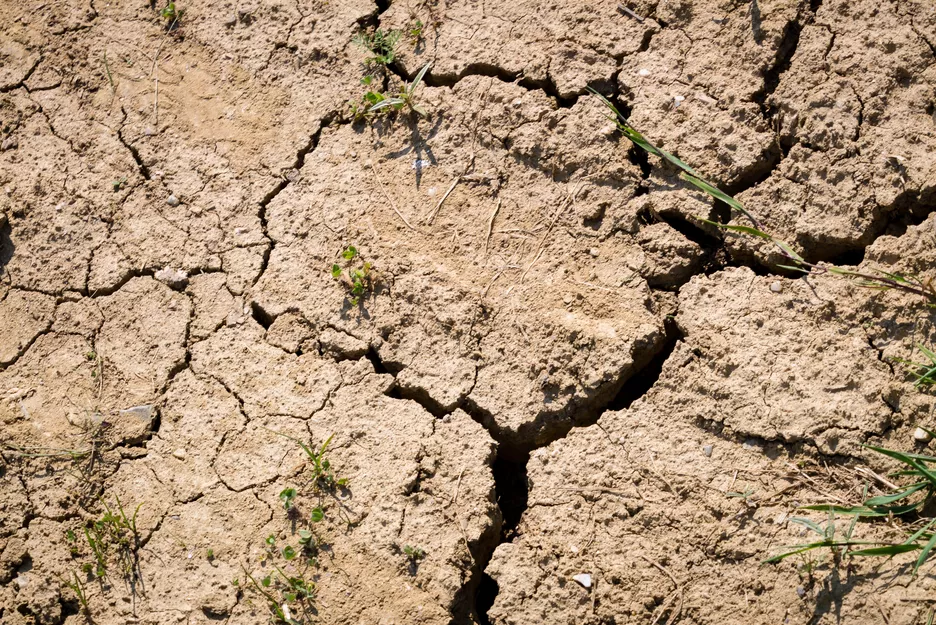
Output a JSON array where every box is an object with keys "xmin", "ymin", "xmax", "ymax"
[
  {"xmin": 673, "ymin": 95, "xmax": 686, "ymax": 107},
  {"xmin": 796, "ymin": 586, "xmax": 806, "ymax": 599},
  {"xmin": 569, "ymin": 545, "xmax": 579, "ymax": 554},
  {"xmin": 143, "ymin": 127, "xmax": 156, "ymax": 136},
  {"xmin": 770, "ymin": 281, "xmax": 783, "ymax": 293},
  {"xmin": 172, "ymin": 448, "xmax": 186, "ymax": 460},
  {"xmin": 573, "ymin": 573, "xmax": 592, "ymax": 589},
  {"xmin": 638, "ymin": 68, "xmax": 651, "ymax": 77},
  {"xmin": 588, "ymin": 248, "xmax": 599, "ymax": 257},
  {"xmin": 702, "ymin": 444, "xmax": 713, "ymax": 457},
  {"xmin": 167, "ymin": 194, "xmax": 180, "ymax": 207},
  {"xmin": 914, "ymin": 427, "xmax": 932, "ymax": 442},
  {"xmin": 412, "ymin": 159, "xmax": 431, "ymax": 170}
]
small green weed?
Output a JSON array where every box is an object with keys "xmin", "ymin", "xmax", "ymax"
[
  {"xmin": 159, "ymin": 1, "xmax": 181, "ymax": 23},
  {"xmin": 331, "ymin": 245, "xmax": 375, "ymax": 306},
  {"xmin": 269, "ymin": 430, "xmax": 348, "ymax": 491},
  {"xmin": 112, "ymin": 177, "xmax": 127, "ymax": 193},
  {"xmin": 589, "ymin": 89, "xmax": 936, "ymax": 303},
  {"xmin": 766, "ymin": 444, "xmax": 936, "ymax": 575},
  {"xmin": 279, "ymin": 487, "xmax": 297, "ymax": 511},
  {"xmin": 364, "ymin": 62, "xmax": 431, "ymax": 118},
  {"xmin": 402, "ymin": 545, "xmax": 426, "ymax": 561},
  {"xmin": 76, "ymin": 497, "xmax": 143, "ymax": 583},
  {"xmin": 353, "ymin": 29, "xmax": 401, "ymax": 66},
  {"xmin": 64, "ymin": 571, "xmax": 92, "ymax": 620},
  {"xmin": 406, "ymin": 19, "xmax": 424, "ymax": 45},
  {"xmin": 895, "ymin": 343, "xmax": 936, "ymax": 389}
]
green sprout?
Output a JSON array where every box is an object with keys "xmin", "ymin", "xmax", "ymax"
[
  {"xmin": 406, "ymin": 19, "xmax": 424, "ymax": 45},
  {"xmin": 331, "ymin": 245, "xmax": 375, "ymax": 306},
  {"xmin": 159, "ymin": 2, "xmax": 180, "ymax": 22},
  {"xmin": 279, "ymin": 487, "xmax": 297, "ymax": 511},
  {"xmin": 589, "ymin": 88, "xmax": 936, "ymax": 302},
  {"xmin": 895, "ymin": 344, "xmax": 936, "ymax": 389},
  {"xmin": 353, "ymin": 29, "xmax": 401, "ymax": 66},
  {"xmin": 402, "ymin": 545, "xmax": 426, "ymax": 561},
  {"xmin": 366, "ymin": 62, "xmax": 431, "ymax": 118}
]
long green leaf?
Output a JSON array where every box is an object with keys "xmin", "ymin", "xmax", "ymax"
[
  {"xmin": 864, "ymin": 482, "xmax": 928, "ymax": 506},
  {"xmin": 915, "ymin": 533, "xmax": 936, "ymax": 575},
  {"xmin": 865, "ymin": 445, "xmax": 936, "ymax": 487},
  {"xmin": 851, "ymin": 544, "xmax": 920, "ymax": 557}
]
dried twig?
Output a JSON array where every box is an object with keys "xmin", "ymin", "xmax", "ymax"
[
  {"xmin": 484, "ymin": 199, "xmax": 501, "ymax": 253},
  {"xmin": 618, "ymin": 4, "xmax": 645, "ymax": 21}
]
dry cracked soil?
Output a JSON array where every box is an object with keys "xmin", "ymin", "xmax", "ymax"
[{"xmin": 2, "ymin": 0, "xmax": 936, "ymax": 623}]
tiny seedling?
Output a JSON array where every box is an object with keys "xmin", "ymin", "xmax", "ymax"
[
  {"xmin": 206, "ymin": 548, "xmax": 215, "ymax": 560},
  {"xmin": 402, "ymin": 545, "xmax": 426, "ymax": 561},
  {"xmin": 406, "ymin": 19, "xmax": 424, "ymax": 45},
  {"xmin": 77, "ymin": 496, "xmax": 143, "ymax": 584},
  {"xmin": 267, "ymin": 430, "xmax": 348, "ymax": 491},
  {"xmin": 112, "ymin": 177, "xmax": 127, "ymax": 193},
  {"xmin": 331, "ymin": 245, "xmax": 375, "ymax": 306},
  {"xmin": 64, "ymin": 571, "xmax": 92, "ymax": 620},
  {"xmin": 159, "ymin": 1, "xmax": 181, "ymax": 23},
  {"xmin": 353, "ymin": 29, "xmax": 401, "ymax": 66},
  {"xmin": 279, "ymin": 487, "xmax": 297, "ymax": 511},
  {"xmin": 365, "ymin": 62, "xmax": 431, "ymax": 118}
]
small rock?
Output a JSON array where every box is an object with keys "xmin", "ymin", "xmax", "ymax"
[
  {"xmin": 166, "ymin": 194, "xmax": 180, "ymax": 206},
  {"xmin": 154, "ymin": 266, "xmax": 189, "ymax": 289},
  {"xmin": 638, "ymin": 68, "xmax": 650, "ymax": 76},
  {"xmin": 223, "ymin": 14, "xmax": 237, "ymax": 27},
  {"xmin": 143, "ymin": 126, "xmax": 156, "ymax": 136},
  {"xmin": 770, "ymin": 281, "xmax": 783, "ymax": 293},
  {"xmin": 572, "ymin": 573, "xmax": 592, "ymax": 589},
  {"xmin": 796, "ymin": 585, "xmax": 806, "ymax": 599},
  {"xmin": 673, "ymin": 95, "xmax": 686, "ymax": 107},
  {"xmin": 172, "ymin": 448, "xmax": 186, "ymax": 460},
  {"xmin": 702, "ymin": 444, "xmax": 713, "ymax": 457},
  {"xmin": 412, "ymin": 159, "xmax": 431, "ymax": 170},
  {"xmin": 588, "ymin": 248, "xmax": 599, "ymax": 257},
  {"xmin": 569, "ymin": 545, "xmax": 579, "ymax": 554},
  {"xmin": 913, "ymin": 427, "xmax": 932, "ymax": 442},
  {"xmin": 1, "ymin": 137, "xmax": 18, "ymax": 151}
]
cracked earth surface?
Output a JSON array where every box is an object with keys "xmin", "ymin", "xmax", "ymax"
[{"xmin": 2, "ymin": 0, "xmax": 936, "ymax": 623}]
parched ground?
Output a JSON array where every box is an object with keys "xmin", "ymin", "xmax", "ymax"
[{"xmin": 2, "ymin": 0, "xmax": 936, "ymax": 624}]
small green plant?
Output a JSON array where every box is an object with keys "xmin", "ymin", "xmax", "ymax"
[
  {"xmin": 589, "ymin": 89, "xmax": 936, "ymax": 302},
  {"xmin": 159, "ymin": 1, "xmax": 181, "ymax": 23},
  {"xmin": 64, "ymin": 571, "xmax": 92, "ymax": 620},
  {"xmin": 206, "ymin": 548, "xmax": 215, "ymax": 560},
  {"xmin": 246, "ymin": 529, "xmax": 318, "ymax": 624},
  {"xmin": 331, "ymin": 245, "xmax": 375, "ymax": 306},
  {"xmin": 112, "ymin": 177, "xmax": 127, "ymax": 193},
  {"xmin": 766, "ymin": 444, "xmax": 936, "ymax": 575},
  {"xmin": 406, "ymin": 19, "xmax": 424, "ymax": 45},
  {"xmin": 895, "ymin": 343, "xmax": 936, "ymax": 389},
  {"xmin": 279, "ymin": 487, "xmax": 297, "ymax": 511},
  {"xmin": 365, "ymin": 63, "xmax": 431, "ymax": 118},
  {"xmin": 77, "ymin": 496, "xmax": 142, "ymax": 583},
  {"xmin": 402, "ymin": 545, "xmax": 426, "ymax": 561},
  {"xmin": 353, "ymin": 29, "xmax": 401, "ymax": 66}
]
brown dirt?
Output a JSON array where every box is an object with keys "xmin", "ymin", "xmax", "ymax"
[{"xmin": 1, "ymin": 0, "xmax": 936, "ymax": 624}]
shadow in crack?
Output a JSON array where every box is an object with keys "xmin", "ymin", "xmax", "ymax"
[{"xmin": 0, "ymin": 215, "xmax": 12, "ymax": 281}]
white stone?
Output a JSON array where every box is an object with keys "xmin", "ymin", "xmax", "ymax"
[
  {"xmin": 172, "ymin": 448, "xmax": 186, "ymax": 460},
  {"xmin": 914, "ymin": 427, "xmax": 932, "ymax": 442},
  {"xmin": 154, "ymin": 266, "xmax": 189, "ymax": 288},
  {"xmin": 702, "ymin": 444, "xmax": 713, "ymax": 457},
  {"xmin": 638, "ymin": 68, "xmax": 650, "ymax": 76},
  {"xmin": 572, "ymin": 573, "xmax": 592, "ymax": 589},
  {"xmin": 770, "ymin": 281, "xmax": 783, "ymax": 293},
  {"xmin": 166, "ymin": 194, "xmax": 180, "ymax": 206}
]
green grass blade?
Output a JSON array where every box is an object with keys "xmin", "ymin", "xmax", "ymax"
[
  {"xmin": 851, "ymin": 544, "xmax": 920, "ymax": 557},
  {"xmin": 410, "ymin": 62, "xmax": 431, "ymax": 93},
  {"xmin": 864, "ymin": 482, "xmax": 928, "ymax": 506},
  {"xmin": 680, "ymin": 173, "xmax": 743, "ymax": 212},
  {"xmin": 776, "ymin": 264, "xmax": 809, "ymax": 273},
  {"xmin": 914, "ymin": 533, "xmax": 936, "ymax": 576},
  {"xmin": 788, "ymin": 517, "xmax": 825, "ymax": 536},
  {"xmin": 696, "ymin": 219, "xmax": 771, "ymax": 239},
  {"xmin": 864, "ymin": 445, "xmax": 936, "ymax": 487},
  {"xmin": 905, "ymin": 517, "xmax": 936, "ymax": 545}
]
